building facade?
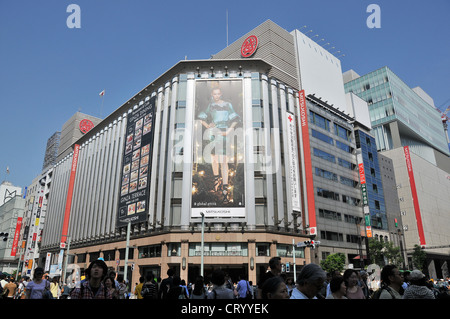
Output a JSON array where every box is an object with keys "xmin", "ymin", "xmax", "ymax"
[
  {"xmin": 38, "ymin": 59, "xmax": 313, "ymax": 285},
  {"xmin": 344, "ymin": 67, "xmax": 450, "ymax": 278}
]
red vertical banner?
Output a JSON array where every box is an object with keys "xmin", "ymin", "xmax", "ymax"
[
  {"xmin": 404, "ymin": 146, "xmax": 426, "ymax": 246},
  {"xmin": 60, "ymin": 144, "xmax": 80, "ymax": 244},
  {"xmin": 10, "ymin": 217, "xmax": 23, "ymax": 256},
  {"xmin": 298, "ymin": 90, "xmax": 317, "ymax": 235}
]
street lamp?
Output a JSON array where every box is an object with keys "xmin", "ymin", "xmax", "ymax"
[{"xmin": 200, "ymin": 212, "xmax": 205, "ymax": 277}]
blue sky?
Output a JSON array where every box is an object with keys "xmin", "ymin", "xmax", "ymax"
[{"xmin": 1, "ymin": 0, "xmax": 449, "ymax": 189}]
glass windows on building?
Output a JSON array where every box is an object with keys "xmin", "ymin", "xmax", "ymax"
[
  {"xmin": 276, "ymin": 244, "xmax": 304, "ymax": 258},
  {"xmin": 310, "ymin": 111, "xmax": 330, "ymax": 131},
  {"xmin": 256, "ymin": 243, "xmax": 270, "ymax": 256},
  {"xmin": 318, "ymin": 208, "xmax": 342, "ymax": 221},
  {"xmin": 315, "ymin": 167, "xmax": 338, "ymax": 182},
  {"xmin": 312, "ymin": 129, "xmax": 334, "ymax": 145},
  {"xmin": 334, "ymin": 123, "xmax": 351, "ymax": 141},
  {"xmin": 138, "ymin": 244, "xmax": 162, "ymax": 258},
  {"xmin": 313, "ymin": 148, "xmax": 335, "ymax": 163},
  {"xmin": 188, "ymin": 242, "xmax": 248, "ymax": 257},
  {"xmin": 316, "ymin": 188, "xmax": 339, "ymax": 201}
]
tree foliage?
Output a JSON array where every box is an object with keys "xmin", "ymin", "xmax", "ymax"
[
  {"xmin": 411, "ymin": 244, "xmax": 427, "ymax": 271},
  {"xmin": 368, "ymin": 238, "xmax": 404, "ymax": 267},
  {"xmin": 320, "ymin": 253, "xmax": 346, "ymax": 274}
]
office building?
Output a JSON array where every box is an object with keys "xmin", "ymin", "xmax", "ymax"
[{"xmin": 344, "ymin": 67, "xmax": 450, "ymax": 278}]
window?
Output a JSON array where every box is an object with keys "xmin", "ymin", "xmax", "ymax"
[
  {"xmin": 336, "ymin": 140, "xmax": 353, "ymax": 153},
  {"xmin": 313, "ymin": 148, "xmax": 335, "ymax": 163},
  {"xmin": 319, "ymin": 208, "xmax": 342, "ymax": 221},
  {"xmin": 320, "ymin": 231, "xmax": 344, "ymax": 242},
  {"xmin": 256, "ymin": 243, "xmax": 270, "ymax": 256},
  {"xmin": 315, "ymin": 167, "xmax": 338, "ymax": 181},
  {"xmin": 310, "ymin": 111, "xmax": 330, "ymax": 131},
  {"xmin": 168, "ymin": 243, "xmax": 181, "ymax": 256},
  {"xmin": 342, "ymin": 195, "xmax": 360, "ymax": 206},
  {"xmin": 338, "ymin": 158, "xmax": 354, "ymax": 170},
  {"xmin": 312, "ymin": 129, "xmax": 334, "ymax": 145},
  {"xmin": 138, "ymin": 245, "xmax": 161, "ymax": 258},
  {"xmin": 340, "ymin": 176, "xmax": 357, "ymax": 188},
  {"xmin": 334, "ymin": 123, "xmax": 351, "ymax": 141},
  {"xmin": 277, "ymin": 244, "xmax": 304, "ymax": 258},
  {"xmin": 317, "ymin": 188, "xmax": 340, "ymax": 201},
  {"xmin": 375, "ymin": 200, "xmax": 380, "ymax": 210}
]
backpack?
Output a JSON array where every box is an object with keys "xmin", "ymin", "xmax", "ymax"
[
  {"xmin": 141, "ymin": 282, "xmax": 156, "ymax": 299},
  {"xmin": 371, "ymin": 286, "xmax": 396, "ymax": 299}
]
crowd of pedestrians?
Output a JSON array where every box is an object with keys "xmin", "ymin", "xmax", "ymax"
[{"xmin": 1, "ymin": 257, "xmax": 449, "ymax": 300}]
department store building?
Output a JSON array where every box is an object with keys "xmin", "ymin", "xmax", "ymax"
[{"xmin": 37, "ymin": 20, "xmax": 368, "ymax": 284}]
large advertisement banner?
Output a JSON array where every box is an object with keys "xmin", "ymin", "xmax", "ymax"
[
  {"xmin": 286, "ymin": 111, "xmax": 301, "ymax": 212},
  {"xmin": 117, "ymin": 97, "xmax": 156, "ymax": 227},
  {"xmin": 299, "ymin": 90, "xmax": 317, "ymax": 235},
  {"xmin": 191, "ymin": 80, "xmax": 245, "ymax": 218},
  {"xmin": 404, "ymin": 146, "xmax": 426, "ymax": 246}
]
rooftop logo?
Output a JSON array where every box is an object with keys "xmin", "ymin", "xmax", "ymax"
[
  {"xmin": 241, "ymin": 35, "xmax": 258, "ymax": 58},
  {"xmin": 79, "ymin": 119, "xmax": 94, "ymax": 134}
]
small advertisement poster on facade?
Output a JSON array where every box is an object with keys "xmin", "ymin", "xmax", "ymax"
[
  {"xmin": 117, "ymin": 97, "xmax": 156, "ymax": 227},
  {"xmin": 191, "ymin": 79, "xmax": 245, "ymax": 218}
]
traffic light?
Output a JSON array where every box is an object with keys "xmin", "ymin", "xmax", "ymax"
[{"xmin": 394, "ymin": 218, "xmax": 398, "ymax": 228}]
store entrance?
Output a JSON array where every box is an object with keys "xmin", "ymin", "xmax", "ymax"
[{"xmin": 188, "ymin": 264, "xmax": 248, "ymax": 284}]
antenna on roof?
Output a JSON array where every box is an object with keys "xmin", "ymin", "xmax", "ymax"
[{"xmin": 226, "ymin": 9, "xmax": 229, "ymax": 47}]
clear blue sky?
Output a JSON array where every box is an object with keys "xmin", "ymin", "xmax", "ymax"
[{"xmin": 1, "ymin": 0, "xmax": 449, "ymax": 189}]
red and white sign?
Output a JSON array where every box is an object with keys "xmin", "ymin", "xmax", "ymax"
[
  {"xmin": 10, "ymin": 217, "xmax": 23, "ymax": 257},
  {"xmin": 241, "ymin": 35, "xmax": 258, "ymax": 58},
  {"xmin": 79, "ymin": 119, "xmax": 94, "ymax": 134},
  {"xmin": 404, "ymin": 146, "xmax": 426, "ymax": 246},
  {"xmin": 60, "ymin": 144, "xmax": 80, "ymax": 244},
  {"xmin": 358, "ymin": 163, "xmax": 366, "ymax": 184},
  {"xmin": 299, "ymin": 90, "xmax": 317, "ymax": 232}
]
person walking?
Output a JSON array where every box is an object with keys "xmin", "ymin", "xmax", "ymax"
[
  {"xmin": 141, "ymin": 273, "xmax": 158, "ymax": 299},
  {"xmin": 70, "ymin": 259, "xmax": 112, "ymax": 299},
  {"xmin": 257, "ymin": 257, "xmax": 282, "ymax": 299},
  {"xmin": 25, "ymin": 267, "xmax": 51, "ymax": 299},
  {"xmin": 261, "ymin": 276, "xmax": 289, "ymax": 299},
  {"xmin": 290, "ymin": 263, "xmax": 327, "ymax": 299},
  {"xmin": 403, "ymin": 270, "xmax": 435, "ymax": 299},
  {"xmin": 103, "ymin": 276, "xmax": 118, "ymax": 299},
  {"xmin": 134, "ymin": 276, "xmax": 144, "ymax": 299},
  {"xmin": 158, "ymin": 268, "xmax": 175, "ymax": 299},
  {"xmin": 50, "ymin": 276, "xmax": 59, "ymax": 299},
  {"xmin": 207, "ymin": 269, "xmax": 235, "ymax": 299},
  {"xmin": 236, "ymin": 275, "xmax": 251, "ymax": 300},
  {"xmin": 325, "ymin": 276, "xmax": 347, "ymax": 299},
  {"xmin": 4, "ymin": 278, "xmax": 17, "ymax": 299},
  {"xmin": 343, "ymin": 269, "xmax": 366, "ymax": 299},
  {"xmin": 378, "ymin": 265, "xmax": 403, "ymax": 299},
  {"xmin": 190, "ymin": 276, "xmax": 207, "ymax": 299}
]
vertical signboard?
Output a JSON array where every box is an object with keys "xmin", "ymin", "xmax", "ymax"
[
  {"xmin": 117, "ymin": 97, "xmax": 157, "ymax": 227},
  {"xmin": 286, "ymin": 111, "xmax": 301, "ymax": 212},
  {"xmin": 298, "ymin": 90, "xmax": 317, "ymax": 235},
  {"xmin": 10, "ymin": 217, "xmax": 22, "ymax": 257},
  {"xmin": 357, "ymin": 152, "xmax": 372, "ymax": 238},
  {"xmin": 191, "ymin": 80, "xmax": 245, "ymax": 217},
  {"xmin": 60, "ymin": 144, "xmax": 80, "ymax": 244},
  {"xmin": 404, "ymin": 146, "xmax": 426, "ymax": 246}
]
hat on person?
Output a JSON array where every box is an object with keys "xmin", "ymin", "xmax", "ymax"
[{"xmin": 410, "ymin": 269, "xmax": 425, "ymax": 281}]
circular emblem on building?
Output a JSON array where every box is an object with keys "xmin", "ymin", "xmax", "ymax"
[
  {"xmin": 79, "ymin": 119, "xmax": 94, "ymax": 134},
  {"xmin": 241, "ymin": 35, "xmax": 258, "ymax": 58}
]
